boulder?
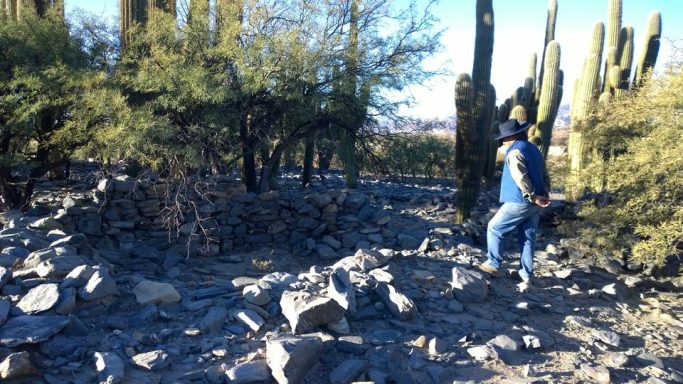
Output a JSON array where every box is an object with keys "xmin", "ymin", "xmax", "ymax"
[
  {"xmin": 280, "ymin": 291, "xmax": 345, "ymax": 334},
  {"xmin": 451, "ymin": 267, "xmax": 488, "ymax": 303},
  {"xmin": 133, "ymin": 281, "xmax": 181, "ymax": 304},
  {"xmin": 79, "ymin": 268, "xmax": 117, "ymax": 301},
  {"xmin": 16, "ymin": 283, "xmax": 60, "ymax": 314},
  {"xmin": 267, "ymin": 335, "xmax": 323, "ymax": 384},
  {"xmin": 375, "ymin": 282, "xmax": 416, "ymax": 321}
]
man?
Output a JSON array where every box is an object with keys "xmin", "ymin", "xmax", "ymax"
[{"xmin": 478, "ymin": 119, "xmax": 550, "ymax": 283}]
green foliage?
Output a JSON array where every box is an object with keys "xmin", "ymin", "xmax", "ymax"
[
  {"xmin": 564, "ymin": 64, "xmax": 683, "ymax": 267},
  {"xmin": 373, "ymin": 132, "xmax": 454, "ymax": 181},
  {"xmin": 0, "ymin": 11, "xmax": 120, "ymax": 208}
]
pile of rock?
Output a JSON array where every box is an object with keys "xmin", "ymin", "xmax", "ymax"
[{"xmin": 38, "ymin": 175, "xmax": 415, "ymax": 260}]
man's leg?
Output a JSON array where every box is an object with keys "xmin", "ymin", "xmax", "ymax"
[
  {"xmin": 485, "ymin": 203, "xmax": 533, "ymax": 271},
  {"xmin": 517, "ymin": 206, "xmax": 541, "ymax": 282}
]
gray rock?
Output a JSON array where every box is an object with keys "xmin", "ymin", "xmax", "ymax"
[
  {"xmin": 131, "ymin": 350, "xmax": 170, "ymax": 371},
  {"xmin": 39, "ymin": 335, "xmax": 83, "ymax": 358},
  {"xmin": 329, "ymin": 359, "xmax": 369, "ymax": 384},
  {"xmin": 28, "ymin": 217, "xmax": 63, "ymax": 231},
  {"xmin": 36, "ymin": 256, "xmax": 89, "ymax": 278},
  {"xmin": 307, "ymin": 193, "xmax": 332, "ymax": 209},
  {"xmin": 16, "ymin": 283, "xmax": 60, "ymax": 314},
  {"xmin": 225, "ymin": 360, "xmax": 270, "ymax": 383},
  {"xmin": 133, "ymin": 280, "xmax": 181, "ymax": 304},
  {"xmin": 243, "ymin": 284, "xmax": 271, "ymax": 306},
  {"xmin": 578, "ymin": 363, "xmax": 610, "ymax": 383},
  {"xmin": 266, "ymin": 335, "xmax": 324, "ymax": 384},
  {"xmin": 428, "ymin": 337, "xmax": 449, "ymax": 355},
  {"xmin": 0, "ymin": 315, "xmax": 73, "ymax": 347},
  {"xmin": 0, "ymin": 299, "xmax": 9, "ymax": 326},
  {"xmin": 451, "ymin": 267, "xmax": 488, "ymax": 303},
  {"xmin": 592, "ymin": 329, "xmax": 621, "ymax": 347},
  {"xmin": 200, "ymin": 307, "xmax": 228, "ymax": 333},
  {"xmin": 79, "ymin": 268, "xmax": 117, "ymax": 301},
  {"xmin": 77, "ymin": 215, "xmax": 102, "ymax": 236},
  {"xmin": 94, "ymin": 352, "xmax": 125, "ymax": 384},
  {"xmin": 49, "ymin": 233, "xmax": 88, "ymax": 250},
  {"xmin": 259, "ymin": 272, "xmax": 299, "ymax": 291},
  {"xmin": 323, "ymin": 235, "xmax": 342, "ymax": 250},
  {"xmin": 344, "ymin": 194, "xmax": 368, "ymax": 211},
  {"xmin": 467, "ymin": 345, "xmax": 498, "ymax": 360},
  {"xmin": 337, "ymin": 335, "xmax": 366, "ymax": 355},
  {"xmin": 54, "ymin": 287, "xmax": 76, "ymax": 315},
  {"xmin": 342, "ymin": 232, "xmax": 362, "ymax": 249},
  {"xmin": 326, "ymin": 317, "xmax": 351, "ymax": 334},
  {"xmin": 447, "ymin": 299, "xmax": 464, "ymax": 313},
  {"xmin": 397, "ymin": 233, "xmax": 420, "ymax": 249},
  {"xmin": 24, "ymin": 246, "xmax": 75, "ymax": 268},
  {"xmin": 0, "ymin": 351, "xmax": 37, "ymax": 380},
  {"xmin": 488, "ymin": 335, "xmax": 520, "ymax": 351},
  {"xmin": 375, "ymin": 282, "xmax": 416, "ymax": 321},
  {"xmin": 280, "ymin": 290, "xmax": 345, "ymax": 334},
  {"xmin": 354, "ymin": 248, "xmax": 392, "ymax": 271},
  {"xmin": 418, "ymin": 237, "xmax": 430, "ymax": 253},
  {"xmin": 328, "ymin": 267, "xmax": 356, "ymax": 313},
  {"xmin": 523, "ymin": 335, "xmax": 541, "ymax": 350},
  {"xmin": 605, "ymin": 352, "xmax": 629, "ymax": 368},
  {"xmin": 61, "ymin": 265, "xmax": 97, "ymax": 289},
  {"xmin": 0, "ymin": 266, "xmax": 11, "ymax": 289},
  {"xmin": 316, "ymin": 244, "xmax": 338, "ymax": 260},
  {"xmin": 553, "ymin": 269, "xmax": 573, "ymax": 279},
  {"xmin": 369, "ymin": 268, "xmax": 394, "ymax": 283},
  {"xmin": 234, "ymin": 309, "xmax": 265, "ymax": 332}
]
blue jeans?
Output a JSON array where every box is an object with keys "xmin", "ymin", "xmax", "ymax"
[{"xmin": 485, "ymin": 202, "xmax": 541, "ymax": 280}]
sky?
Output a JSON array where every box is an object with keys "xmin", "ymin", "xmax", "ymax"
[{"xmin": 66, "ymin": 0, "xmax": 683, "ymax": 120}]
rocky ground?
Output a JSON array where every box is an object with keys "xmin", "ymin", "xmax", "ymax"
[{"xmin": 0, "ymin": 171, "xmax": 681, "ymax": 384}]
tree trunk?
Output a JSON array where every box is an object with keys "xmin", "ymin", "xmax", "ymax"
[
  {"xmin": 302, "ymin": 134, "xmax": 315, "ymax": 187},
  {"xmin": 240, "ymin": 110, "xmax": 258, "ymax": 193}
]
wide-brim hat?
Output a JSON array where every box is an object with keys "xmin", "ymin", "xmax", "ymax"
[{"xmin": 494, "ymin": 118, "xmax": 530, "ymax": 140}]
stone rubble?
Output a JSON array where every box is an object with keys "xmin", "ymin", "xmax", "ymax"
[{"xmin": 0, "ymin": 173, "xmax": 679, "ymax": 383}]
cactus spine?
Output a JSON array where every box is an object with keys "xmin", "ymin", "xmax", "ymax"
[
  {"xmin": 634, "ymin": 11, "xmax": 662, "ymax": 87},
  {"xmin": 454, "ymin": 0, "xmax": 494, "ymax": 224}
]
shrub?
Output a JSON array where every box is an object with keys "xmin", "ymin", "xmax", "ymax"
[{"xmin": 562, "ymin": 61, "xmax": 683, "ymax": 269}]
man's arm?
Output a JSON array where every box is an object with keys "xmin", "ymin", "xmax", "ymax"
[
  {"xmin": 507, "ymin": 149, "xmax": 550, "ymax": 207},
  {"xmin": 507, "ymin": 149, "xmax": 534, "ymax": 196}
]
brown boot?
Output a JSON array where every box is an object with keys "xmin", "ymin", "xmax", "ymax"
[{"xmin": 478, "ymin": 263, "xmax": 500, "ymax": 277}]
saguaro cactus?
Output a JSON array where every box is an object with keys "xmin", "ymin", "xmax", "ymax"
[
  {"xmin": 453, "ymin": 0, "xmax": 494, "ymax": 224},
  {"xmin": 634, "ymin": 11, "xmax": 662, "ymax": 87},
  {"xmin": 535, "ymin": 0, "xmax": 558, "ymax": 104},
  {"xmin": 536, "ymin": 41, "xmax": 561, "ymax": 159},
  {"xmin": 602, "ymin": 0, "xmax": 622, "ymax": 94}
]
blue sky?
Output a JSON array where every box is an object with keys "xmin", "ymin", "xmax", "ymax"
[{"xmin": 66, "ymin": 0, "xmax": 682, "ymax": 119}]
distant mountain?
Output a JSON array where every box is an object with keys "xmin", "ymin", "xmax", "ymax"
[{"xmin": 554, "ymin": 104, "xmax": 571, "ymax": 129}]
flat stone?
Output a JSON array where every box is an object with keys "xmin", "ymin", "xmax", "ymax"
[
  {"xmin": 369, "ymin": 268, "xmax": 393, "ymax": 283},
  {"xmin": 234, "ymin": 309, "xmax": 265, "ymax": 332},
  {"xmin": 523, "ymin": 335, "xmax": 541, "ymax": 350},
  {"xmin": 428, "ymin": 337, "xmax": 449, "ymax": 355},
  {"xmin": 79, "ymin": 268, "xmax": 117, "ymax": 301},
  {"xmin": 131, "ymin": 350, "xmax": 170, "ymax": 371},
  {"xmin": 28, "ymin": 217, "xmax": 63, "ymax": 231},
  {"xmin": 316, "ymin": 244, "xmax": 338, "ymax": 259},
  {"xmin": 280, "ymin": 290, "xmax": 345, "ymax": 334},
  {"xmin": 267, "ymin": 335, "xmax": 323, "ymax": 384},
  {"xmin": 488, "ymin": 335, "xmax": 520, "ymax": 351},
  {"xmin": 451, "ymin": 267, "xmax": 488, "ymax": 303},
  {"xmin": 200, "ymin": 306, "xmax": 228, "ymax": 333},
  {"xmin": 0, "ymin": 315, "xmax": 73, "ymax": 347},
  {"xmin": 337, "ymin": 335, "xmax": 366, "ymax": 355},
  {"xmin": 354, "ymin": 248, "xmax": 392, "ymax": 271},
  {"xmin": 259, "ymin": 272, "xmax": 299, "ymax": 291},
  {"xmin": 0, "ymin": 299, "xmax": 9, "ymax": 326},
  {"xmin": 328, "ymin": 267, "xmax": 356, "ymax": 313},
  {"xmin": 61, "ymin": 265, "xmax": 97, "ymax": 289},
  {"xmin": 243, "ymin": 284, "xmax": 271, "ymax": 306},
  {"xmin": 329, "ymin": 359, "xmax": 369, "ymax": 384},
  {"xmin": 592, "ymin": 329, "xmax": 621, "ymax": 347},
  {"xmin": 133, "ymin": 280, "xmax": 181, "ymax": 304},
  {"xmin": 36, "ymin": 256, "xmax": 89, "ymax": 278},
  {"xmin": 0, "ymin": 266, "xmax": 11, "ymax": 289},
  {"xmin": 54, "ymin": 287, "xmax": 76, "ymax": 315},
  {"xmin": 16, "ymin": 283, "xmax": 60, "ymax": 314},
  {"xmin": 397, "ymin": 233, "xmax": 420, "ymax": 249},
  {"xmin": 604, "ymin": 352, "xmax": 629, "ymax": 368},
  {"xmin": 94, "ymin": 352, "xmax": 125, "ymax": 384},
  {"xmin": 467, "ymin": 345, "xmax": 498, "ymax": 360},
  {"xmin": 375, "ymin": 282, "xmax": 416, "ymax": 321},
  {"xmin": 579, "ymin": 363, "xmax": 610, "ymax": 383},
  {"xmin": 225, "ymin": 359, "xmax": 270, "ymax": 383},
  {"xmin": 0, "ymin": 351, "xmax": 37, "ymax": 380},
  {"xmin": 554, "ymin": 269, "xmax": 573, "ymax": 279}
]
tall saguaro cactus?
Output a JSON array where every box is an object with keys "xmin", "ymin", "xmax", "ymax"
[
  {"xmin": 1, "ymin": 0, "xmax": 62, "ymax": 20},
  {"xmin": 535, "ymin": 0, "xmax": 558, "ymax": 104},
  {"xmin": 536, "ymin": 41, "xmax": 561, "ymax": 159},
  {"xmin": 120, "ymin": 0, "xmax": 177, "ymax": 49},
  {"xmin": 634, "ymin": 11, "xmax": 662, "ymax": 87},
  {"xmin": 454, "ymin": 0, "xmax": 494, "ymax": 224}
]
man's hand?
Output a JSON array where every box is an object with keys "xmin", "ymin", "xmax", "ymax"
[{"xmin": 534, "ymin": 195, "xmax": 550, "ymax": 207}]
